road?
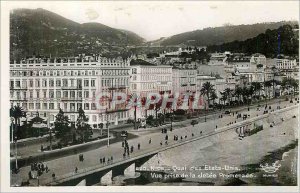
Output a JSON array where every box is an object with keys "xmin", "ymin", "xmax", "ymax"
[
  {"xmin": 12, "ymin": 97, "xmax": 288, "ymax": 158},
  {"xmin": 11, "ymin": 99, "xmax": 298, "ymax": 186}
]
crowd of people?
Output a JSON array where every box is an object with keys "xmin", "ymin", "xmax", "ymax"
[{"xmin": 28, "ymin": 162, "xmax": 49, "ymax": 179}]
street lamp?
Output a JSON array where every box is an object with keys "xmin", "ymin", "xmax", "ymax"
[{"xmin": 105, "ymin": 111, "xmax": 110, "ymax": 147}]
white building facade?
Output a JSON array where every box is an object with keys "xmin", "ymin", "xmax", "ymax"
[{"xmin": 10, "ymin": 56, "xmax": 131, "ymax": 126}]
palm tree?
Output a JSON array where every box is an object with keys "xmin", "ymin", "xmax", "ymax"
[
  {"xmin": 224, "ymin": 88, "xmax": 233, "ymax": 105},
  {"xmin": 200, "ymin": 82, "xmax": 215, "ymax": 107},
  {"xmin": 234, "ymin": 86, "xmax": 243, "ymax": 104},
  {"xmin": 290, "ymin": 78, "xmax": 299, "ymax": 96},
  {"xmin": 10, "ymin": 105, "xmax": 26, "ymax": 141},
  {"xmin": 219, "ymin": 91, "xmax": 228, "ymax": 106},
  {"xmin": 210, "ymin": 90, "xmax": 218, "ymax": 105},
  {"xmin": 251, "ymin": 82, "xmax": 262, "ymax": 99},
  {"xmin": 264, "ymin": 80, "xmax": 273, "ymax": 100}
]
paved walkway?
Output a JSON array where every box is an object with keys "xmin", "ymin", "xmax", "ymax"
[{"xmin": 11, "ymin": 100, "xmax": 297, "ymax": 186}]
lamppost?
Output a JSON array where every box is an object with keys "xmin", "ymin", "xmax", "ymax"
[
  {"xmin": 204, "ymin": 102, "xmax": 207, "ymax": 122},
  {"xmin": 105, "ymin": 110, "xmax": 110, "ymax": 147},
  {"xmin": 10, "ymin": 117, "xmax": 14, "ymax": 143},
  {"xmin": 170, "ymin": 113, "xmax": 174, "ymax": 131},
  {"xmin": 14, "ymin": 134, "xmax": 18, "ymax": 171}
]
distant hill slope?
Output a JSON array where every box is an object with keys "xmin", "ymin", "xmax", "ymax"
[
  {"xmin": 10, "ymin": 8, "xmax": 145, "ymax": 59},
  {"xmin": 156, "ymin": 21, "xmax": 298, "ymax": 46},
  {"xmin": 206, "ymin": 24, "xmax": 299, "ymax": 57}
]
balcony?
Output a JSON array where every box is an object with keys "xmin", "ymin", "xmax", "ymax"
[
  {"xmin": 61, "ymin": 97, "xmax": 83, "ymax": 101},
  {"xmin": 61, "ymin": 86, "xmax": 82, "ymax": 90}
]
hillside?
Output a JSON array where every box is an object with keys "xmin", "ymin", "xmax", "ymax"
[
  {"xmin": 10, "ymin": 8, "xmax": 145, "ymax": 60},
  {"xmin": 206, "ymin": 24, "xmax": 299, "ymax": 57},
  {"xmin": 155, "ymin": 21, "xmax": 298, "ymax": 46}
]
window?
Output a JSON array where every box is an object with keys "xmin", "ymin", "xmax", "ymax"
[
  {"xmin": 92, "ymin": 91, "xmax": 96, "ymax": 98},
  {"xmin": 42, "ymin": 79, "xmax": 47, "ymax": 87},
  {"xmin": 22, "ymin": 103, "xmax": 27, "ymax": 109},
  {"xmin": 36, "ymin": 103, "xmax": 40, "ymax": 109},
  {"xmin": 84, "ymin": 103, "xmax": 89, "ymax": 110},
  {"xmin": 63, "ymin": 91, "xmax": 68, "ymax": 98},
  {"xmin": 36, "ymin": 91, "xmax": 40, "ymax": 98},
  {"xmin": 71, "ymin": 79, "xmax": 74, "ymax": 87},
  {"xmin": 78, "ymin": 91, "xmax": 82, "ymax": 98},
  {"xmin": 43, "ymin": 91, "xmax": 47, "ymax": 98},
  {"xmin": 16, "ymin": 81, "xmax": 20, "ymax": 88},
  {"xmin": 23, "ymin": 92, "xmax": 27, "ymax": 99},
  {"xmin": 29, "ymin": 103, "xmax": 34, "ymax": 109},
  {"xmin": 70, "ymin": 91, "xmax": 75, "ymax": 98},
  {"xmin": 56, "ymin": 79, "xmax": 61, "ymax": 87},
  {"xmin": 29, "ymin": 91, "xmax": 33, "ymax": 99},
  {"xmin": 49, "ymin": 103, "xmax": 54, "ymax": 109},
  {"xmin": 77, "ymin": 103, "xmax": 82, "ymax": 110},
  {"xmin": 29, "ymin": 80, "xmax": 33, "ymax": 88},
  {"xmin": 132, "ymin": 68, "xmax": 137, "ymax": 74},
  {"xmin": 92, "ymin": 115, "xmax": 96, "ymax": 122},
  {"xmin": 57, "ymin": 103, "xmax": 60, "ymax": 109},
  {"xmin": 91, "ymin": 79, "xmax": 95, "ymax": 87},
  {"xmin": 70, "ymin": 103, "xmax": 75, "ymax": 111},
  {"xmin": 84, "ymin": 80, "xmax": 89, "ymax": 87},
  {"xmin": 62, "ymin": 79, "xmax": 68, "ymax": 87},
  {"xmin": 56, "ymin": 91, "xmax": 61, "ymax": 98},
  {"xmin": 43, "ymin": 103, "xmax": 47, "ymax": 109},
  {"xmin": 36, "ymin": 80, "xmax": 40, "ymax": 87},
  {"xmin": 49, "ymin": 90, "xmax": 54, "ymax": 98},
  {"xmin": 84, "ymin": 91, "xmax": 89, "ymax": 98},
  {"xmin": 10, "ymin": 81, "xmax": 14, "ymax": 88},
  {"xmin": 91, "ymin": 103, "xmax": 96, "ymax": 110},
  {"xmin": 49, "ymin": 79, "xmax": 54, "ymax": 87}
]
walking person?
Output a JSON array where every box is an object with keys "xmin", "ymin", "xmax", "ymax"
[
  {"xmin": 75, "ymin": 167, "xmax": 78, "ymax": 173},
  {"xmin": 138, "ymin": 143, "xmax": 140, "ymax": 150},
  {"xmin": 149, "ymin": 138, "xmax": 152, "ymax": 144}
]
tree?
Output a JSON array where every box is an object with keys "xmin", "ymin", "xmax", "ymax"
[
  {"xmin": 76, "ymin": 107, "xmax": 92, "ymax": 142},
  {"xmin": 54, "ymin": 108, "xmax": 71, "ymax": 144},
  {"xmin": 264, "ymin": 80, "xmax": 273, "ymax": 100},
  {"xmin": 224, "ymin": 88, "xmax": 233, "ymax": 105},
  {"xmin": 219, "ymin": 91, "xmax": 228, "ymax": 106},
  {"xmin": 251, "ymin": 82, "xmax": 262, "ymax": 99},
  {"xmin": 234, "ymin": 86, "xmax": 243, "ymax": 104},
  {"xmin": 10, "ymin": 105, "xmax": 26, "ymax": 141},
  {"xmin": 200, "ymin": 82, "xmax": 215, "ymax": 107},
  {"xmin": 210, "ymin": 90, "xmax": 218, "ymax": 107}
]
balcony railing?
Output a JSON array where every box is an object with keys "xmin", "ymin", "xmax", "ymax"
[{"xmin": 61, "ymin": 86, "xmax": 82, "ymax": 90}]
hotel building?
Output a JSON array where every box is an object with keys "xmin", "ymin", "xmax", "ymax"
[{"xmin": 10, "ymin": 56, "xmax": 131, "ymax": 126}]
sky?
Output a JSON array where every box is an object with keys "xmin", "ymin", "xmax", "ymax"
[{"xmin": 6, "ymin": 1, "xmax": 299, "ymax": 41}]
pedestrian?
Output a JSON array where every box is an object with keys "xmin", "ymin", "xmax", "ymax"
[
  {"xmin": 149, "ymin": 138, "xmax": 152, "ymax": 144},
  {"xmin": 165, "ymin": 135, "xmax": 168, "ymax": 141},
  {"xmin": 165, "ymin": 141, "xmax": 168, "ymax": 145},
  {"xmin": 185, "ymin": 135, "xmax": 187, "ymax": 139},
  {"xmin": 45, "ymin": 165, "xmax": 49, "ymax": 173},
  {"xmin": 111, "ymin": 156, "xmax": 113, "ymax": 162},
  {"xmin": 160, "ymin": 141, "xmax": 163, "ymax": 146},
  {"xmin": 216, "ymin": 125, "xmax": 218, "ymax": 129},
  {"xmin": 103, "ymin": 157, "xmax": 105, "ymax": 164},
  {"xmin": 131, "ymin": 146, "xmax": 134, "ymax": 153},
  {"xmin": 138, "ymin": 143, "xmax": 140, "ymax": 150},
  {"xmin": 180, "ymin": 136, "xmax": 183, "ymax": 140},
  {"xmin": 192, "ymin": 133, "xmax": 194, "ymax": 137},
  {"xmin": 52, "ymin": 173, "xmax": 55, "ymax": 179},
  {"xmin": 122, "ymin": 141, "xmax": 124, "ymax": 147},
  {"xmin": 75, "ymin": 167, "xmax": 78, "ymax": 173},
  {"xmin": 200, "ymin": 131, "xmax": 203, "ymax": 135},
  {"xmin": 123, "ymin": 153, "xmax": 126, "ymax": 159},
  {"xmin": 41, "ymin": 145, "xmax": 43, "ymax": 152},
  {"xmin": 107, "ymin": 158, "xmax": 110, "ymax": 164},
  {"xmin": 100, "ymin": 158, "xmax": 102, "ymax": 164}
]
